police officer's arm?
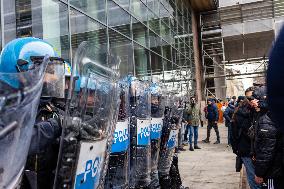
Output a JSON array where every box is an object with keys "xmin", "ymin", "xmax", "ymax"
[{"xmin": 28, "ymin": 118, "xmax": 61, "ymax": 155}]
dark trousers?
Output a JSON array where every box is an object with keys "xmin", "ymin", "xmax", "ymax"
[
  {"xmin": 184, "ymin": 125, "xmax": 189, "ymax": 141},
  {"xmin": 226, "ymin": 122, "xmax": 232, "ymax": 145},
  {"xmin": 265, "ymin": 178, "xmax": 284, "ymax": 189},
  {"xmin": 206, "ymin": 121, "xmax": 220, "ymax": 141}
]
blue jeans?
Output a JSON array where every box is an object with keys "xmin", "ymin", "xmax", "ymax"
[
  {"xmin": 187, "ymin": 125, "xmax": 198, "ymax": 145},
  {"xmin": 241, "ymin": 157, "xmax": 261, "ymax": 189}
]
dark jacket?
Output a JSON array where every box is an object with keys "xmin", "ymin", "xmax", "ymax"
[
  {"xmin": 23, "ymin": 98, "xmax": 63, "ymax": 189},
  {"xmin": 231, "ymin": 103, "xmax": 253, "ymax": 157},
  {"xmin": 267, "ymin": 26, "xmax": 284, "ymax": 133},
  {"xmin": 206, "ymin": 104, "xmax": 219, "ymax": 122},
  {"xmin": 28, "ymin": 118, "xmax": 61, "ymax": 155},
  {"xmin": 223, "ymin": 104, "xmax": 235, "ymax": 126},
  {"xmin": 254, "ymin": 111, "xmax": 283, "ymax": 179}
]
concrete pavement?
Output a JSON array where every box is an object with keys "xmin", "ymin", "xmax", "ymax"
[{"xmin": 179, "ymin": 124, "xmax": 240, "ymax": 189}]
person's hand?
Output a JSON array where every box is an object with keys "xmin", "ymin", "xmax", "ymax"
[
  {"xmin": 255, "ymin": 175, "xmax": 264, "ymax": 185},
  {"xmin": 251, "ymin": 99, "xmax": 259, "ymax": 108}
]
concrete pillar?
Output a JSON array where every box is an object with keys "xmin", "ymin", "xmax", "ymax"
[{"xmin": 191, "ymin": 9, "xmax": 203, "ymax": 102}]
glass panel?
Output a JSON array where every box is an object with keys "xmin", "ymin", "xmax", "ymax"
[
  {"xmin": 160, "ymin": 22, "xmax": 171, "ymax": 43},
  {"xmin": 184, "ymin": 20, "xmax": 189, "ymax": 34},
  {"xmin": 109, "ymin": 31, "xmax": 134, "ymax": 76},
  {"xmin": 150, "ymin": 52, "xmax": 163, "ymax": 74},
  {"xmin": 134, "ymin": 43, "xmax": 150, "ymax": 78},
  {"xmin": 69, "ymin": 0, "xmax": 106, "ymax": 23},
  {"xmin": 168, "ymin": 0, "xmax": 175, "ymax": 16},
  {"xmin": 151, "ymin": 54, "xmax": 164, "ymax": 82},
  {"xmin": 149, "ymin": 30, "xmax": 161, "ymax": 55},
  {"xmin": 172, "ymin": 48, "xmax": 177, "ymax": 69},
  {"xmin": 162, "ymin": 44, "xmax": 171, "ymax": 61},
  {"xmin": 70, "ymin": 7, "xmax": 108, "ymax": 66},
  {"xmin": 132, "ymin": 18, "xmax": 148, "ymax": 48},
  {"xmin": 113, "ymin": 0, "xmax": 130, "ymax": 10},
  {"xmin": 5, "ymin": 0, "xmax": 70, "ymax": 60},
  {"xmin": 108, "ymin": 0, "xmax": 131, "ymax": 37},
  {"xmin": 148, "ymin": 9, "xmax": 160, "ymax": 35},
  {"xmin": 147, "ymin": 0, "xmax": 159, "ymax": 14},
  {"xmin": 41, "ymin": 1, "xmax": 70, "ymax": 61},
  {"xmin": 131, "ymin": 0, "xmax": 147, "ymax": 23},
  {"xmin": 160, "ymin": 0, "xmax": 169, "ymax": 11},
  {"xmin": 164, "ymin": 58, "xmax": 172, "ymax": 72},
  {"xmin": 159, "ymin": 2, "xmax": 169, "ymax": 26}
]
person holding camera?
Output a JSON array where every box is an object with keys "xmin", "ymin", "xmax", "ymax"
[{"xmin": 251, "ymin": 86, "xmax": 284, "ymax": 189}]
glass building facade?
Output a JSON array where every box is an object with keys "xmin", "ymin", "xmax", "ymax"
[{"xmin": 0, "ymin": 0, "xmax": 194, "ymax": 96}]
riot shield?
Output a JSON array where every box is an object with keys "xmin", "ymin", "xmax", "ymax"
[
  {"xmin": 53, "ymin": 41, "xmax": 119, "ymax": 189},
  {"xmin": 158, "ymin": 92, "xmax": 179, "ymax": 189},
  {"xmin": 128, "ymin": 76, "xmax": 151, "ymax": 188},
  {"xmin": 149, "ymin": 83, "xmax": 165, "ymax": 189},
  {"xmin": 0, "ymin": 58, "xmax": 48, "ymax": 189},
  {"xmin": 105, "ymin": 78, "xmax": 130, "ymax": 189}
]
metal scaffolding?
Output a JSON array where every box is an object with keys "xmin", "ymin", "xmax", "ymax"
[{"xmin": 199, "ymin": 0, "xmax": 281, "ymax": 99}]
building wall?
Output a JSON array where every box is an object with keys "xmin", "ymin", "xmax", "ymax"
[
  {"xmin": 219, "ymin": 0, "xmax": 263, "ymax": 7},
  {"xmin": 0, "ymin": 0, "xmax": 194, "ymax": 95}
]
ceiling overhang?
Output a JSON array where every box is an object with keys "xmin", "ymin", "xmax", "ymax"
[{"xmin": 189, "ymin": 0, "xmax": 218, "ymax": 12}]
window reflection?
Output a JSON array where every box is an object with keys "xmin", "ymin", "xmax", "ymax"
[
  {"xmin": 110, "ymin": 31, "xmax": 134, "ymax": 76},
  {"xmin": 2, "ymin": 0, "xmax": 194, "ymax": 95},
  {"xmin": 108, "ymin": 1, "xmax": 131, "ymax": 37},
  {"xmin": 69, "ymin": 0, "xmax": 106, "ymax": 23}
]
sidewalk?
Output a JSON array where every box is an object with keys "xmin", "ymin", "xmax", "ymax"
[{"xmin": 179, "ymin": 124, "xmax": 240, "ymax": 189}]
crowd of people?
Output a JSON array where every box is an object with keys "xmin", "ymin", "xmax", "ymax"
[
  {"xmin": 174, "ymin": 26, "xmax": 284, "ymax": 189},
  {"xmin": 180, "ymin": 86, "xmax": 282, "ymax": 189}
]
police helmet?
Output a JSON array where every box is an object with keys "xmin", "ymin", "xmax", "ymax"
[{"xmin": 0, "ymin": 37, "xmax": 57, "ymax": 88}]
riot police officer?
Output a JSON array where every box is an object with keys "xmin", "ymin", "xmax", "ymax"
[
  {"xmin": 128, "ymin": 76, "xmax": 152, "ymax": 188},
  {"xmin": 149, "ymin": 83, "xmax": 165, "ymax": 189},
  {"xmin": 105, "ymin": 79, "xmax": 130, "ymax": 189},
  {"xmin": 0, "ymin": 37, "xmax": 50, "ymax": 189},
  {"xmin": 2, "ymin": 37, "xmax": 68, "ymax": 189},
  {"xmin": 158, "ymin": 92, "xmax": 178, "ymax": 189},
  {"xmin": 53, "ymin": 41, "xmax": 119, "ymax": 189}
]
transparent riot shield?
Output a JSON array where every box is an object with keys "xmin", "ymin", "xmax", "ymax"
[
  {"xmin": 158, "ymin": 92, "xmax": 179, "ymax": 189},
  {"xmin": 53, "ymin": 41, "xmax": 119, "ymax": 189},
  {"xmin": 149, "ymin": 83, "xmax": 165, "ymax": 188},
  {"xmin": 128, "ymin": 76, "xmax": 151, "ymax": 188},
  {"xmin": 0, "ymin": 58, "xmax": 48, "ymax": 189},
  {"xmin": 105, "ymin": 78, "xmax": 130, "ymax": 189},
  {"xmin": 172, "ymin": 97, "xmax": 185, "ymax": 149}
]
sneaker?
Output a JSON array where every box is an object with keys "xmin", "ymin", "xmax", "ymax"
[
  {"xmin": 202, "ymin": 139, "xmax": 210, "ymax": 143},
  {"xmin": 189, "ymin": 145, "xmax": 194, "ymax": 151},
  {"xmin": 194, "ymin": 145, "xmax": 201, "ymax": 149},
  {"xmin": 179, "ymin": 147, "xmax": 186, "ymax": 151},
  {"xmin": 213, "ymin": 140, "xmax": 220, "ymax": 144}
]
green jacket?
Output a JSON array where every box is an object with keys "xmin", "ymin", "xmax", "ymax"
[{"xmin": 185, "ymin": 105, "xmax": 201, "ymax": 126}]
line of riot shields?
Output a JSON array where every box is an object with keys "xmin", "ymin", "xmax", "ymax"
[{"xmin": 0, "ymin": 38, "xmax": 187, "ymax": 189}]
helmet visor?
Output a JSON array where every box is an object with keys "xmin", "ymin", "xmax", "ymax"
[{"xmin": 42, "ymin": 59, "xmax": 65, "ymax": 98}]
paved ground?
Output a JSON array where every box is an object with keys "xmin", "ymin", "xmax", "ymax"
[{"xmin": 179, "ymin": 124, "xmax": 240, "ymax": 189}]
